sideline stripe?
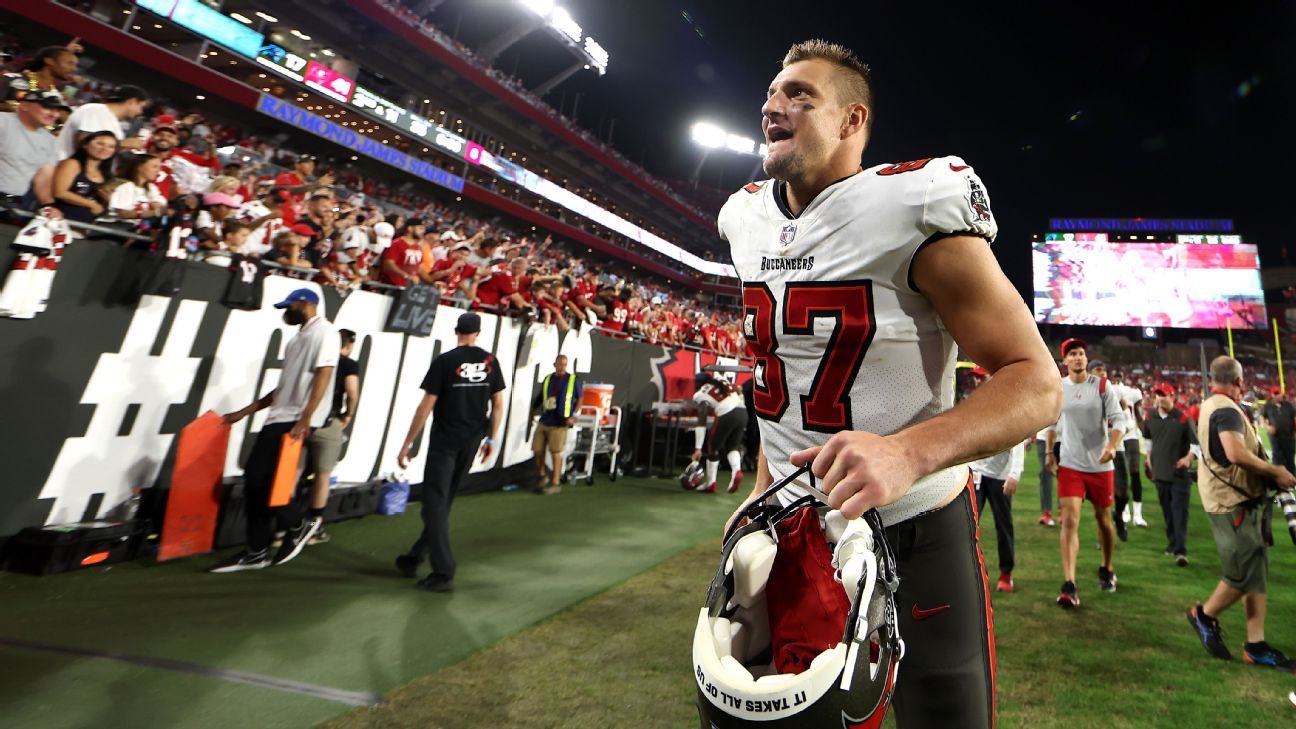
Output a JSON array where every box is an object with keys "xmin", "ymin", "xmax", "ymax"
[{"xmin": 0, "ymin": 637, "xmax": 383, "ymax": 707}]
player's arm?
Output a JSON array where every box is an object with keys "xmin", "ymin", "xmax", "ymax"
[
  {"xmin": 793, "ymin": 235, "xmax": 1062, "ymax": 518},
  {"xmin": 339, "ymin": 372, "xmax": 361, "ymax": 429},
  {"xmin": 397, "ymin": 393, "xmax": 437, "ymax": 468},
  {"xmin": 724, "ymin": 444, "xmax": 773, "ymax": 536},
  {"xmin": 292, "ymin": 365, "xmax": 335, "ymax": 440},
  {"xmin": 1099, "ymin": 386, "xmax": 1123, "ymax": 463},
  {"xmin": 222, "ymin": 390, "xmax": 275, "ymax": 426},
  {"xmin": 480, "ymin": 390, "xmax": 505, "ymax": 461}
]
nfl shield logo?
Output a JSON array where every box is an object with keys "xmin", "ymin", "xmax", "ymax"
[{"xmin": 779, "ymin": 223, "xmax": 797, "ymax": 246}]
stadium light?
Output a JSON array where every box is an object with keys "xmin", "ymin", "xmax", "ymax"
[
  {"xmin": 725, "ymin": 134, "xmax": 755, "ymax": 155},
  {"xmin": 549, "ymin": 7, "xmax": 582, "ymax": 43},
  {"xmin": 520, "ymin": 0, "xmax": 554, "ymax": 15},
  {"xmin": 691, "ymin": 122, "xmax": 727, "ymax": 149}
]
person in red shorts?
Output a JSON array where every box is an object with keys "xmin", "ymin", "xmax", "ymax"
[{"xmin": 1046, "ymin": 338, "xmax": 1125, "ymax": 607}]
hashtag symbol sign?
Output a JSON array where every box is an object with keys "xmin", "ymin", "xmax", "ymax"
[{"xmin": 37, "ymin": 296, "xmax": 207, "ymax": 524}]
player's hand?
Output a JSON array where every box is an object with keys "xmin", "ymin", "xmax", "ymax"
[
  {"xmin": 1003, "ymin": 478, "xmax": 1019, "ymax": 497},
  {"xmin": 289, "ymin": 419, "xmax": 310, "ymax": 441},
  {"xmin": 318, "ymin": 174, "xmax": 336, "ymax": 186},
  {"xmin": 66, "ymin": 37, "xmax": 84, "ymax": 54},
  {"xmin": 790, "ymin": 432, "xmax": 922, "ymax": 519},
  {"xmin": 397, "ymin": 443, "xmax": 412, "ymax": 470},
  {"xmin": 1099, "ymin": 445, "xmax": 1116, "ymax": 464},
  {"xmin": 1175, "ymin": 455, "xmax": 1192, "ymax": 470},
  {"xmin": 1267, "ymin": 424, "xmax": 1277, "ymax": 435},
  {"xmin": 221, "ymin": 409, "xmax": 246, "ymax": 426},
  {"xmin": 1045, "ymin": 452, "xmax": 1058, "ymax": 475},
  {"xmin": 479, "ymin": 440, "xmax": 495, "ymax": 461},
  {"xmin": 565, "ymin": 416, "xmax": 575, "ymax": 428},
  {"xmin": 690, "ymin": 449, "xmax": 702, "ymax": 462}
]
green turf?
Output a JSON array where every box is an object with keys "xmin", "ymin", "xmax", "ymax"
[
  {"xmin": 0, "ymin": 476, "xmax": 745, "ymax": 729},
  {"xmin": 326, "ymin": 448, "xmax": 1296, "ymax": 729}
]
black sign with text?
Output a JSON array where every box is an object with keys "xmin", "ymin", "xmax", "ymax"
[{"xmin": 385, "ymin": 285, "xmax": 440, "ymax": 336}]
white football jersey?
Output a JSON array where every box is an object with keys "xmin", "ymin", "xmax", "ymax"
[
  {"xmin": 720, "ymin": 156, "xmax": 997, "ymax": 525},
  {"xmin": 693, "ymin": 381, "xmax": 744, "ymax": 417}
]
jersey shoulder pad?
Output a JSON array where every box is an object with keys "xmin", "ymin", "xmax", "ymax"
[{"xmin": 918, "ymin": 154, "xmax": 997, "ymax": 244}]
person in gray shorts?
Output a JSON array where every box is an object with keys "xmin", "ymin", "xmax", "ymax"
[
  {"xmin": 305, "ymin": 329, "xmax": 361, "ymax": 545},
  {"xmin": 1186, "ymin": 356, "xmax": 1296, "ymax": 670}
]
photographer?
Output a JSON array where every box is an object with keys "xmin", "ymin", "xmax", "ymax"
[{"xmin": 1186, "ymin": 356, "xmax": 1296, "ymax": 670}]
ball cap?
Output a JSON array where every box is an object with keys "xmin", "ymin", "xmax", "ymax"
[
  {"xmin": 273, "ymin": 288, "xmax": 319, "ymax": 308},
  {"xmin": 1087, "ymin": 359, "xmax": 1106, "ymax": 371},
  {"xmin": 1154, "ymin": 383, "xmax": 1175, "ymax": 396},
  {"xmin": 1060, "ymin": 337, "xmax": 1087, "ymax": 356},
  {"xmin": 26, "ymin": 88, "xmax": 70, "ymax": 110},
  {"xmin": 455, "ymin": 312, "xmax": 481, "ymax": 334},
  {"xmin": 202, "ymin": 192, "xmax": 239, "ymax": 208},
  {"xmin": 1271, "ymin": 386, "xmax": 1284, "ymax": 396},
  {"xmin": 290, "ymin": 223, "xmax": 318, "ymax": 237}
]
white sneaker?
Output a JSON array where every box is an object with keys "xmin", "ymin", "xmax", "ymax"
[
  {"xmin": 1122, "ymin": 505, "xmax": 1132, "ymax": 523},
  {"xmin": 1133, "ymin": 515, "xmax": 1148, "ymax": 528}
]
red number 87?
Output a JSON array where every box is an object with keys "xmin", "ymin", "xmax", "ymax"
[{"xmin": 742, "ymin": 280, "xmax": 876, "ymax": 433}]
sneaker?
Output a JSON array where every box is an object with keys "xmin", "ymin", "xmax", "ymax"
[
  {"xmin": 308, "ymin": 525, "xmax": 331, "ymax": 545},
  {"xmin": 1174, "ymin": 553, "xmax": 1189, "ymax": 567},
  {"xmin": 541, "ymin": 485, "xmax": 562, "ymax": 495},
  {"xmin": 395, "ymin": 554, "xmax": 419, "ymax": 579},
  {"xmin": 1186, "ymin": 604, "xmax": 1231, "ymax": 660},
  {"xmin": 208, "ymin": 549, "xmax": 271, "ymax": 573},
  {"xmin": 1132, "ymin": 515, "xmax": 1148, "ymax": 528},
  {"xmin": 1056, "ymin": 581, "xmax": 1080, "ymax": 609},
  {"xmin": 416, "ymin": 574, "xmax": 455, "ymax": 593},
  {"xmin": 727, "ymin": 470, "xmax": 744, "ymax": 495},
  {"xmin": 1038, "ymin": 511, "xmax": 1055, "ymax": 527},
  {"xmin": 996, "ymin": 572, "xmax": 1014, "ymax": 593},
  {"xmin": 1122, "ymin": 504, "xmax": 1132, "ymax": 523},
  {"xmin": 271, "ymin": 517, "xmax": 321, "ymax": 567},
  {"xmin": 700, "ymin": 482, "xmax": 717, "ymax": 493},
  {"xmin": 1242, "ymin": 642, "xmax": 1296, "ymax": 671},
  {"xmin": 1098, "ymin": 566, "xmax": 1118, "ymax": 592},
  {"xmin": 1115, "ymin": 523, "xmax": 1129, "ymax": 542}
]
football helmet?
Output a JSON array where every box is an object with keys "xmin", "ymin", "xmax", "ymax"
[
  {"xmin": 692, "ymin": 464, "xmax": 903, "ymax": 728},
  {"xmin": 680, "ymin": 460, "xmax": 706, "ymax": 490}
]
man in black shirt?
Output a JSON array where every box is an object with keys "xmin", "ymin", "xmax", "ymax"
[
  {"xmin": 304, "ymin": 329, "xmax": 362, "ymax": 545},
  {"xmin": 1141, "ymin": 383, "xmax": 1197, "ymax": 566},
  {"xmin": 395, "ymin": 312, "xmax": 506, "ymax": 592},
  {"xmin": 1261, "ymin": 387, "xmax": 1296, "ymax": 474}
]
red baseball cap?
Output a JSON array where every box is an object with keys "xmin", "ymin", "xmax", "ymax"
[
  {"xmin": 1271, "ymin": 386, "xmax": 1284, "ymax": 396},
  {"xmin": 1060, "ymin": 338, "xmax": 1087, "ymax": 356},
  {"xmin": 152, "ymin": 114, "xmax": 179, "ymax": 134},
  {"xmin": 290, "ymin": 223, "xmax": 318, "ymax": 237},
  {"xmin": 1154, "ymin": 383, "xmax": 1175, "ymax": 396}
]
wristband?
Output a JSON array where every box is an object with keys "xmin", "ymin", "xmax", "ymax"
[{"xmin": 484, "ymin": 438, "xmax": 497, "ymax": 445}]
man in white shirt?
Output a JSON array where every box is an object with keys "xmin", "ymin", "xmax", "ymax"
[
  {"xmin": 235, "ymin": 186, "xmax": 291, "ymax": 257},
  {"xmin": 1110, "ymin": 370, "xmax": 1148, "ymax": 529},
  {"xmin": 55, "ymin": 84, "xmax": 148, "ymax": 159},
  {"xmin": 1046, "ymin": 339, "xmax": 1124, "ymax": 606},
  {"xmin": 968, "ymin": 367, "xmax": 1025, "ymax": 593},
  {"xmin": 213, "ymin": 288, "xmax": 338, "ymax": 573}
]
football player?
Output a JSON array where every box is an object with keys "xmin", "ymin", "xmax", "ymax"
[{"xmin": 719, "ymin": 40, "xmax": 1060, "ymax": 728}]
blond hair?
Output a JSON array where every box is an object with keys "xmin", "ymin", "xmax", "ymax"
[{"xmin": 782, "ymin": 39, "xmax": 874, "ymax": 129}]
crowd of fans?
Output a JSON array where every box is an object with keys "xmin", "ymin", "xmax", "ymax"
[
  {"xmin": 0, "ymin": 39, "xmax": 745, "ymax": 355},
  {"xmin": 373, "ymin": 0, "xmax": 716, "ymax": 224}
]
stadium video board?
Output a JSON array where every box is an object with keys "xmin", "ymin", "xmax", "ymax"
[{"xmin": 1032, "ymin": 234, "xmax": 1265, "ymax": 328}]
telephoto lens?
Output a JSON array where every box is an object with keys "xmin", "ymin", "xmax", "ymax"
[{"xmin": 1277, "ymin": 490, "xmax": 1296, "ymax": 545}]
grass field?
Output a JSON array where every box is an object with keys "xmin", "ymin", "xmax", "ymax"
[
  {"xmin": 2, "ymin": 449, "xmax": 1293, "ymax": 728},
  {"xmin": 328, "ymin": 448, "xmax": 1296, "ymax": 729}
]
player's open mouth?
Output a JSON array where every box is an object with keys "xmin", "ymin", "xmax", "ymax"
[{"xmin": 767, "ymin": 126, "xmax": 793, "ymax": 143}]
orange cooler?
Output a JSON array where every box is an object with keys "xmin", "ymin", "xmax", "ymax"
[{"xmin": 581, "ymin": 383, "xmax": 615, "ymax": 424}]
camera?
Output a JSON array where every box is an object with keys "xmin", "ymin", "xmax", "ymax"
[{"xmin": 1277, "ymin": 490, "xmax": 1296, "ymax": 545}]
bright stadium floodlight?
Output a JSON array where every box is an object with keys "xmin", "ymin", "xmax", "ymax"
[
  {"xmin": 691, "ymin": 122, "xmax": 727, "ymax": 149},
  {"xmin": 584, "ymin": 37, "xmax": 609, "ymax": 71},
  {"xmin": 549, "ymin": 7, "xmax": 582, "ymax": 43},
  {"xmin": 520, "ymin": 0, "xmax": 554, "ymax": 15},
  {"xmin": 725, "ymin": 134, "xmax": 755, "ymax": 155},
  {"xmin": 758, "ymin": 143, "xmax": 768, "ymax": 157}
]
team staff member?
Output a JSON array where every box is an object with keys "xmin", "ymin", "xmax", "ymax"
[
  {"xmin": 532, "ymin": 354, "xmax": 581, "ymax": 495},
  {"xmin": 213, "ymin": 288, "xmax": 338, "ymax": 572},
  {"xmin": 395, "ymin": 313, "xmax": 505, "ymax": 592},
  {"xmin": 304, "ymin": 328, "xmax": 362, "ymax": 546},
  {"xmin": 1261, "ymin": 386, "xmax": 1296, "ymax": 474},
  {"xmin": 1046, "ymin": 339, "xmax": 1123, "ymax": 606},
  {"xmin": 1187, "ymin": 356, "xmax": 1296, "ymax": 669},
  {"xmin": 721, "ymin": 40, "xmax": 1062, "ymax": 728},
  {"xmin": 1141, "ymin": 382, "xmax": 1196, "ymax": 567},
  {"xmin": 967, "ymin": 366, "xmax": 1023, "ymax": 593}
]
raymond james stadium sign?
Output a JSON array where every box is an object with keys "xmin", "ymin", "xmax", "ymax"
[
  {"xmin": 1049, "ymin": 218, "xmax": 1234, "ymax": 233},
  {"xmin": 255, "ymin": 95, "xmax": 464, "ymax": 193}
]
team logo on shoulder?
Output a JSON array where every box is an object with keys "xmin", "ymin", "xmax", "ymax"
[
  {"xmin": 779, "ymin": 223, "xmax": 797, "ymax": 246},
  {"xmin": 743, "ymin": 182, "xmax": 766, "ymax": 194},
  {"xmin": 966, "ymin": 177, "xmax": 991, "ymax": 223}
]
